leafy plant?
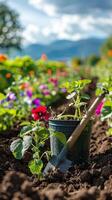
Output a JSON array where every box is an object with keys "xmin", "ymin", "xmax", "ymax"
[
  {"xmin": 54, "ymin": 79, "xmax": 91, "ymax": 120},
  {"xmin": 10, "ymin": 121, "xmax": 50, "ymax": 177},
  {"xmin": 10, "ymin": 108, "xmax": 66, "ymax": 178}
]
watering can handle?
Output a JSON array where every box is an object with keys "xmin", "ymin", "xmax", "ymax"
[{"xmin": 67, "ymin": 92, "xmax": 106, "ymax": 150}]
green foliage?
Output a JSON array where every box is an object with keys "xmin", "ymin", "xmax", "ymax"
[
  {"xmin": 51, "ymin": 131, "xmax": 67, "ymax": 145},
  {"xmin": 60, "ymin": 79, "xmax": 91, "ymax": 119},
  {"xmin": 0, "ymin": 106, "xmax": 16, "ymax": 131},
  {"xmin": 37, "ymin": 60, "xmax": 67, "ymax": 73},
  {"xmin": 0, "ymin": 2, "xmax": 22, "ymax": 51},
  {"xmin": 10, "ymin": 120, "xmax": 67, "ymax": 177},
  {"xmin": 0, "ymin": 93, "xmax": 5, "ymax": 100},
  {"xmin": 10, "ymin": 136, "xmax": 32, "ymax": 159},
  {"xmin": 62, "ymin": 79, "xmax": 91, "ymax": 94},
  {"xmin": 0, "ymin": 69, "xmax": 14, "ymax": 91},
  {"xmin": 10, "ymin": 121, "xmax": 48, "ymax": 177},
  {"xmin": 71, "ymin": 57, "xmax": 82, "ymax": 67},
  {"xmin": 28, "ymin": 159, "xmax": 43, "ymax": 176},
  {"xmin": 85, "ymin": 54, "xmax": 100, "ymax": 66},
  {"xmin": 101, "ymin": 36, "xmax": 112, "ymax": 56}
]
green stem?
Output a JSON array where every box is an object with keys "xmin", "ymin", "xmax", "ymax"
[{"xmin": 57, "ymin": 114, "xmax": 78, "ymax": 119}]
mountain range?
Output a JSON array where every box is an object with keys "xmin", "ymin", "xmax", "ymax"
[{"xmin": 9, "ymin": 38, "xmax": 105, "ymax": 60}]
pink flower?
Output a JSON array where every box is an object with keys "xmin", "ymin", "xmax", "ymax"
[
  {"xmin": 95, "ymin": 101, "xmax": 104, "ymax": 116},
  {"xmin": 42, "ymin": 90, "xmax": 50, "ymax": 96},
  {"xmin": 39, "ymin": 84, "xmax": 48, "ymax": 90},
  {"xmin": 49, "ymin": 78, "xmax": 58, "ymax": 87}
]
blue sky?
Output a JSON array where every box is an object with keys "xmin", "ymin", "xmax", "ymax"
[{"xmin": 1, "ymin": 0, "xmax": 112, "ymax": 45}]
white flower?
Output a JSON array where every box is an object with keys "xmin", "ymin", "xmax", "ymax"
[
  {"xmin": 24, "ymin": 97, "xmax": 32, "ymax": 105},
  {"xmin": 66, "ymin": 91, "xmax": 76, "ymax": 99}
]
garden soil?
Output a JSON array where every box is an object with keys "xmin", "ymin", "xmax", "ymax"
[
  {"xmin": 0, "ymin": 119, "xmax": 112, "ymax": 200},
  {"xmin": 0, "ymin": 79, "xmax": 112, "ymax": 200}
]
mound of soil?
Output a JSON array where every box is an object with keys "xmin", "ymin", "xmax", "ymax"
[{"xmin": 0, "ymin": 119, "xmax": 112, "ymax": 200}]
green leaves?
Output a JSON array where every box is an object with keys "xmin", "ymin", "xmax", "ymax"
[
  {"xmin": 0, "ymin": 107, "xmax": 16, "ymax": 116},
  {"xmin": 10, "ymin": 120, "xmax": 51, "ymax": 176},
  {"xmin": 81, "ymin": 94, "xmax": 90, "ymax": 100},
  {"xmin": 10, "ymin": 138, "xmax": 23, "ymax": 159},
  {"xmin": 51, "ymin": 131, "xmax": 67, "ymax": 145},
  {"xmin": 10, "ymin": 136, "xmax": 32, "ymax": 159},
  {"xmin": 0, "ymin": 93, "xmax": 5, "ymax": 100},
  {"xmin": 19, "ymin": 125, "xmax": 33, "ymax": 137},
  {"xmin": 62, "ymin": 79, "xmax": 91, "ymax": 93},
  {"xmin": 96, "ymin": 78, "xmax": 112, "ymax": 95},
  {"xmin": 28, "ymin": 159, "xmax": 43, "ymax": 175},
  {"xmin": 101, "ymin": 106, "xmax": 112, "ymax": 121}
]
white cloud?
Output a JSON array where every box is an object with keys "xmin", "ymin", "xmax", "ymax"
[
  {"xmin": 21, "ymin": 0, "xmax": 112, "ymax": 44},
  {"xmin": 29, "ymin": 0, "xmax": 56, "ymax": 16},
  {"xmin": 22, "ymin": 24, "xmax": 39, "ymax": 45},
  {"xmin": 22, "ymin": 12, "xmax": 112, "ymax": 45},
  {"xmin": 4, "ymin": 0, "xmax": 112, "ymax": 44}
]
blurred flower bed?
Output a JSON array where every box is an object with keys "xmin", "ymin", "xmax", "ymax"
[{"xmin": 0, "ymin": 54, "xmax": 84, "ymax": 132}]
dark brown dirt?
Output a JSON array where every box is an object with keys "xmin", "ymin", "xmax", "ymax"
[
  {"xmin": 0, "ymin": 119, "xmax": 112, "ymax": 200},
  {"xmin": 0, "ymin": 78, "xmax": 112, "ymax": 200}
]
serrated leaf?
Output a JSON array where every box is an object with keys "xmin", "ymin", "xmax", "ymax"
[{"xmin": 28, "ymin": 159, "xmax": 43, "ymax": 175}]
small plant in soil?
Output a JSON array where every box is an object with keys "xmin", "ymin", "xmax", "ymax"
[
  {"xmin": 10, "ymin": 105, "xmax": 50, "ymax": 178},
  {"xmin": 51, "ymin": 79, "xmax": 91, "ymax": 120},
  {"xmin": 11, "ymin": 79, "xmax": 104, "ymax": 176},
  {"xmin": 10, "ymin": 105, "xmax": 66, "ymax": 178}
]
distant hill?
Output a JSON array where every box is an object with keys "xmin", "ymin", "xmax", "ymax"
[{"xmin": 2, "ymin": 38, "xmax": 105, "ymax": 60}]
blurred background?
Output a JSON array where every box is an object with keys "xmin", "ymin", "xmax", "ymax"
[{"xmin": 0, "ymin": 0, "xmax": 112, "ymax": 60}]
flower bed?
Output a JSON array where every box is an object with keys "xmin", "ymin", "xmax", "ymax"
[{"xmin": 0, "ymin": 55, "xmax": 112, "ymax": 200}]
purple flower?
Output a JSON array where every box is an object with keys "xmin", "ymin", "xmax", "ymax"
[
  {"xmin": 7, "ymin": 102, "xmax": 14, "ymax": 108},
  {"xmin": 7, "ymin": 92, "xmax": 16, "ymax": 101},
  {"xmin": 26, "ymin": 90, "xmax": 33, "ymax": 98},
  {"xmin": 20, "ymin": 91, "xmax": 25, "ymax": 97},
  {"xmin": 0, "ymin": 99, "xmax": 5, "ymax": 104},
  {"xmin": 32, "ymin": 98, "xmax": 41, "ymax": 107},
  {"xmin": 61, "ymin": 88, "xmax": 67, "ymax": 93},
  {"xmin": 42, "ymin": 90, "xmax": 50, "ymax": 96}
]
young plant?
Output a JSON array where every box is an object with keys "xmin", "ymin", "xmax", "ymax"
[
  {"xmin": 55, "ymin": 79, "xmax": 91, "ymax": 120},
  {"xmin": 10, "ymin": 105, "xmax": 66, "ymax": 177}
]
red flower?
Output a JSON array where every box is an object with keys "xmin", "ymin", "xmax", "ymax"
[
  {"xmin": 49, "ymin": 78, "xmax": 58, "ymax": 86},
  {"xmin": 31, "ymin": 105, "xmax": 50, "ymax": 121}
]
